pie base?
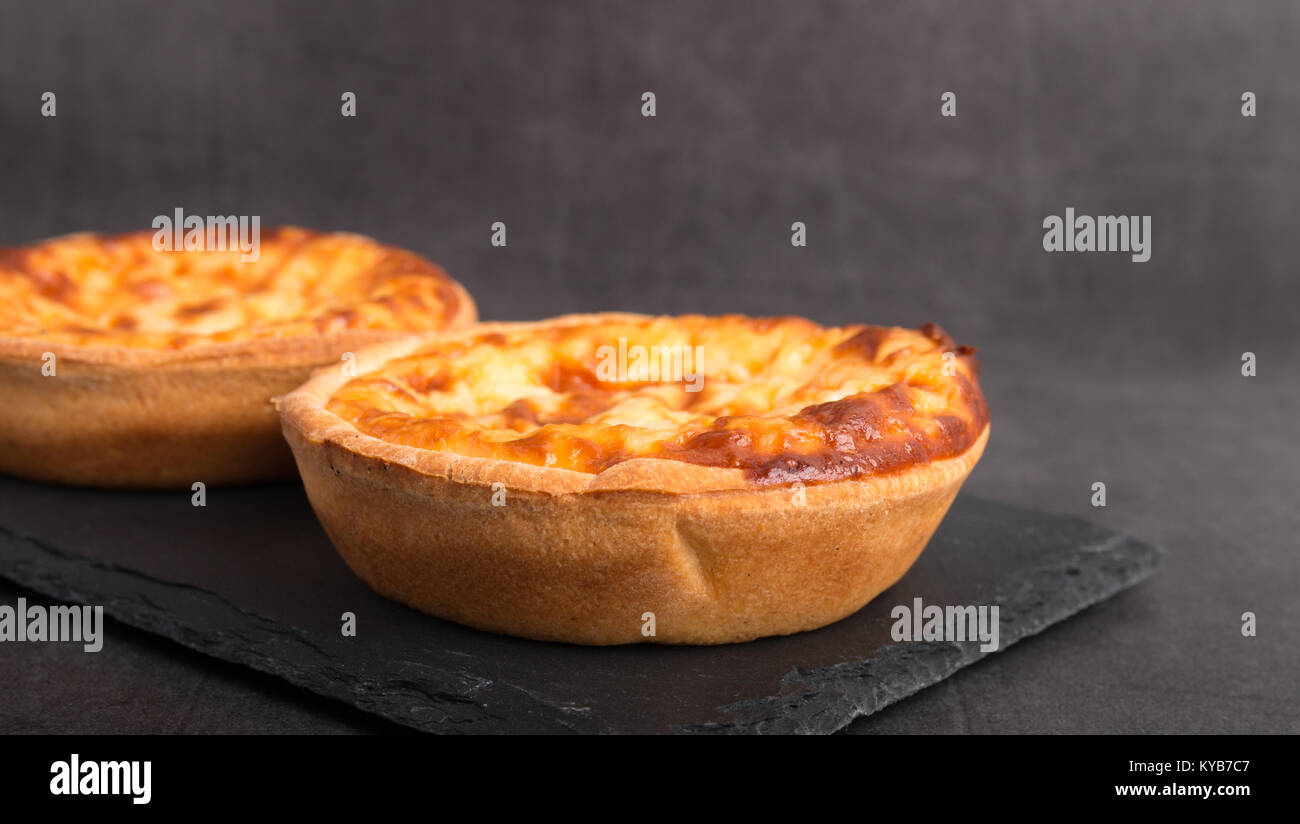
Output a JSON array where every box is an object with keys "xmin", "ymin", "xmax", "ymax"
[{"xmin": 286, "ymin": 424, "xmax": 986, "ymax": 645}]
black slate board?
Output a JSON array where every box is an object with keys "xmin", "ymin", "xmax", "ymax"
[{"xmin": 0, "ymin": 476, "xmax": 1160, "ymax": 734}]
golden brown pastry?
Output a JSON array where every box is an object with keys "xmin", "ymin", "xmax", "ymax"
[
  {"xmin": 0, "ymin": 228, "xmax": 476, "ymax": 487},
  {"xmin": 279, "ymin": 313, "xmax": 989, "ymax": 645}
]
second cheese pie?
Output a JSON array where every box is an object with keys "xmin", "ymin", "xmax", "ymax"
[{"xmin": 0, "ymin": 228, "xmax": 476, "ymax": 487}]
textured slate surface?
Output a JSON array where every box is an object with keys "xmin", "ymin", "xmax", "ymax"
[{"xmin": 0, "ymin": 476, "xmax": 1160, "ymax": 734}]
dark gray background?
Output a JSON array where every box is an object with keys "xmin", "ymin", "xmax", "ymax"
[{"xmin": 1, "ymin": 0, "xmax": 1296, "ymax": 733}]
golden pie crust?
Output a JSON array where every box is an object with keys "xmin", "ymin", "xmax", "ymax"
[
  {"xmin": 279, "ymin": 313, "xmax": 990, "ymax": 645},
  {"xmin": 0, "ymin": 228, "xmax": 476, "ymax": 487}
]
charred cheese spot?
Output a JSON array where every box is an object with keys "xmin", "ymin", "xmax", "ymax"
[
  {"xmin": 0, "ymin": 228, "xmax": 464, "ymax": 347},
  {"xmin": 326, "ymin": 316, "xmax": 989, "ymax": 485}
]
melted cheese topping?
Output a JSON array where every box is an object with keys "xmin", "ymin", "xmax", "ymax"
[
  {"xmin": 326, "ymin": 315, "xmax": 989, "ymax": 485},
  {"xmin": 0, "ymin": 228, "xmax": 465, "ymax": 348}
]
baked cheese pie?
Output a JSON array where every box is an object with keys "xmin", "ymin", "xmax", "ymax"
[
  {"xmin": 279, "ymin": 313, "xmax": 989, "ymax": 645},
  {"xmin": 0, "ymin": 228, "xmax": 476, "ymax": 487}
]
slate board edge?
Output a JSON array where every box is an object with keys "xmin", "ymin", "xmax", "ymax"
[
  {"xmin": 680, "ymin": 532, "xmax": 1163, "ymax": 733},
  {"xmin": 0, "ymin": 524, "xmax": 594, "ymax": 734},
  {"xmin": 0, "ymin": 513, "xmax": 1163, "ymax": 735}
]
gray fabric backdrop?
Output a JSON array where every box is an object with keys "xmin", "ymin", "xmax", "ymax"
[{"xmin": 1, "ymin": 0, "xmax": 1296, "ymax": 732}]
